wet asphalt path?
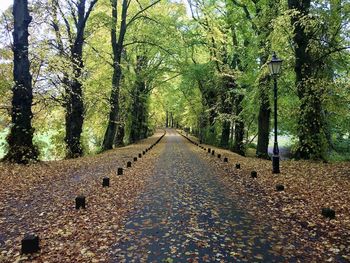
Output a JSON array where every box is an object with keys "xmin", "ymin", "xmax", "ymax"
[{"xmin": 110, "ymin": 130, "xmax": 284, "ymax": 262}]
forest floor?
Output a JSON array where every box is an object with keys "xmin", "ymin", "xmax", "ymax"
[{"xmin": 0, "ymin": 129, "xmax": 349, "ymax": 262}]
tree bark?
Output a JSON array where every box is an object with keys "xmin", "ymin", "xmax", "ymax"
[
  {"xmin": 102, "ymin": 63, "xmax": 122, "ymax": 149},
  {"xmin": 170, "ymin": 112, "xmax": 174, "ymax": 128},
  {"xmin": 65, "ymin": 54, "xmax": 84, "ymax": 158},
  {"xmin": 220, "ymin": 121, "xmax": 231, "ymax": 148},
  {"xmin": 65, "ymin": 1, "xmax": 85, "ymax": 158},
  {"xmin": 232, "ymin": 94, "xmax": 245, "ymax": 156},
  {"xmin": 114, "ymin": 122, "xmax": 125, "ymax": 146},
  {"xmin": 166, "ymin": 110, "xmax": 169, "ymax": 128},
  {"xmin": 256, "ymin": 75, "xmax": 271, "ymax": 159},
  {"xmin": 4, "ymin": 0, "xmax": 39, "ymax": 164},
  {"xmin": 220, "ymin": 76, "xmax": 234, "ymax": 148}
]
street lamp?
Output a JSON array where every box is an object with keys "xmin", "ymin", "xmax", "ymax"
[{"xmin": 268, "ymin": 52, "xmax": 283, "ymax": 174}]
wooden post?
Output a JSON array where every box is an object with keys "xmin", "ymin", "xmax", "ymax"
[
  {"xmin": 103, "ymin": 177, "xmax": 110, "ymax": 187},
  {"xmin": 75, "ymin": 196, "xmax": 86, "ymax": 209},
  {"xmin": 21, "ymin": 234, "xmax": 40, "ymax": 254},
  {"xmin": 276, "ymin": 184, "xmax": 284, "ymax": 191},
  {"xmin": 251, "ymin": 171, "xmax": 257, "ymax": 178}
]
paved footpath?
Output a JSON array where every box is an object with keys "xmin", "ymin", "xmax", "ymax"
[{"xmin": 110, "ymin": 130, "xmax": 285, "ymax": 262}]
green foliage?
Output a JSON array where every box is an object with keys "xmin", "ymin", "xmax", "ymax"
[{"xmin": 1, "ymin": 0, "xmax": 349, "ymax": 162}]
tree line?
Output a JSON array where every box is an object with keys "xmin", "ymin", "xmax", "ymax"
[{"xmin": 0, "ymin": 0, "xmax": 349, "ymax": 164}]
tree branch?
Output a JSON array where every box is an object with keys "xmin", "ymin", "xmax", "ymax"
[{"xmin": 126, "ymin": 0, "xmax": 161, "ymax": 28}]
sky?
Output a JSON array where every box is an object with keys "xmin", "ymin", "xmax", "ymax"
[{"xmin": 0, "ymin": 0, "xmax": 11, "ymax": 12}]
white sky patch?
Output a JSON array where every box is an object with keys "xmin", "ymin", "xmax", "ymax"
[
  {"xmin": 0, "ymin": 0, "xmax": 11, "ymax": 12},
  {"xmin": 182, "ymin": 0, "xmax": 192, "ymax": 18}
]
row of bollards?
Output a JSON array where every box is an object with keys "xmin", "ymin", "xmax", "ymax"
[
  {"xmin": 180, "ymin": 129, "xmax": 337, "ymax": 221},
  {"xmin": 205, "ymin": 145, "xmax": 289, "ymax": 193},
  {"xmin": 21, "ymin": 130, "xmax": 167, "ymax": 255}
]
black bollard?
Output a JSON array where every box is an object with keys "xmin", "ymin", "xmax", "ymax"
[
  {"xmin": 134, "ymin": 157, "xmax": 138, "ymax": 162},
  {"xmin": 251, "ymin": 171, "xmax": 257, "ymax": 178},
  {"xmin": 117, "ymin": 167, "xmax": 123, "ymax": 175},
  {"xmin": 235, "ymin": 163, "xmax": 241, "ymax": 169},
  {"xmin": 139, "ymin": 153, "xmax": 142, "ymax": 158},
  {"xmin": 143, "ymin": 151, "xmax": 145, "ymax": 155},
  {"xmin": 208, "ymin": 148, "xmax": 211, "ymax": 153},
  {"xmin": 217, "ymin": 154, "xmax": 221, "ymax": 159},
  {"xmin": 75, "ymin": 196, "xmax": 86, "ymax": 209},
  {"xmin": 321, "ymin": 208, "xmax": 336, "ymax": 219},
  {"xmin": 103, "ymin": 177, "xmax": 110, "ymax": 187},
  {"xmin": 21, "ymin": 234, "xmax": 40, "ymax": 254},
  {"xmin": 276, "ymin": 184, "xmax": 285, "ymax": 191},
  {"xmin": 127, "ymin": 161, "xmax": 132, "ymax": 168},
  {"xmin": 212, "ymin": 150, "xmax": 215, "ymax": 156},
  {"xmin": 224, "ymin": 157, "xmax": 228, "ymax": 162}
]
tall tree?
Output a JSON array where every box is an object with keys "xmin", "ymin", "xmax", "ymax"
[
  {"xmin": 102, "ymin": 0, "xmax": 127, "ymax": 150},
  {"xmin": 50, "ymin": 0, "xmax": 98, "ymax": 158},
  {"xmin": 255, "ymin": 0, "xmax": 280, "ymax": 159},
  {"xmin": 4, "ymin": 0, "xmax": 39, "ymax": 164},
  {"xmin": 231, "ymin": 0, "xmax": 281, "ymax": 159},
  {"xmin": 103, "ymin": 0, "xmax": 160, "ymax": 150},
  {"xmin": 288, "ymin": 0, "xmax": 326, "ymax": 159}
]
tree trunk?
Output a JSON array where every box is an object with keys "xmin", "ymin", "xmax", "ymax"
[
  {"xmin": 130, "ymin": 90, "xmax": 140, "ymax": 143},
  {"xmin": 165, "ymin": 111, "xmax": 169, "ymax": 128},
  {"xmin": 4, "ymin": 0, "xmax": 38, "ymax": 164},
  {"xmin": 256, "ymin": 75, "xmax": 271, "ymax": 159},
  {"xmin": 53, "ymin": 0, "xmax": 98, "ymax": 158},
  {"xmin": 64, "ymin": 0, "xmax": 87, "ymax": 158},
  {"xmin": 65, "ymin": 83, "xmax": 84, "ymax": 158},
  {"xmin": 232, "ymin": 94, "xmax": 245, "ymax": 156},
  {"xmin": 198, "ymin": 112, "xmax": 206, "ymax": 144},
  {"xmin": 220, "ymin": 77, "xmax": 234, "ymax": 148},
  {"xmin": 288, "ymin": 0, "xmax": 325, "ymax": 159},
  {"xmin": 130, "ymin": 54, "xmax": 148, "ymax": 144},
  {"xmin": 220, "ymin": 121, "xmax": 231, "ymax": 148},
  {"xmin": 103, "ymin": 0, "xmax": 128, "ymax": 150},
  {"xmin": 103, "ymin": 64, "xmax": 122, "ymax": 149},
  {"xmin": 255, "ymin": 0, "xmax": 279, "ymax": 159},
  {"xmin": 114, "ymin": 121, "xmax": 125, "ymax": 146},
  {"xmin": 141, "ymin": 96, "xmax": 148, "ymax": 138},
  {"xmin": 170, "ymin": 112, "xmax": 174, "ymax": 128}
]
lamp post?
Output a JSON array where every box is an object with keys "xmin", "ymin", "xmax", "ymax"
[{"xmin": 268, "ymin": 52, "xmax": 283, "ymax": 174}]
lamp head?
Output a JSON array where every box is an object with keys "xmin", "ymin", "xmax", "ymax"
[{"xmin": 268, "ymin": 52, "xmax": 283, "ymax": 76}]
